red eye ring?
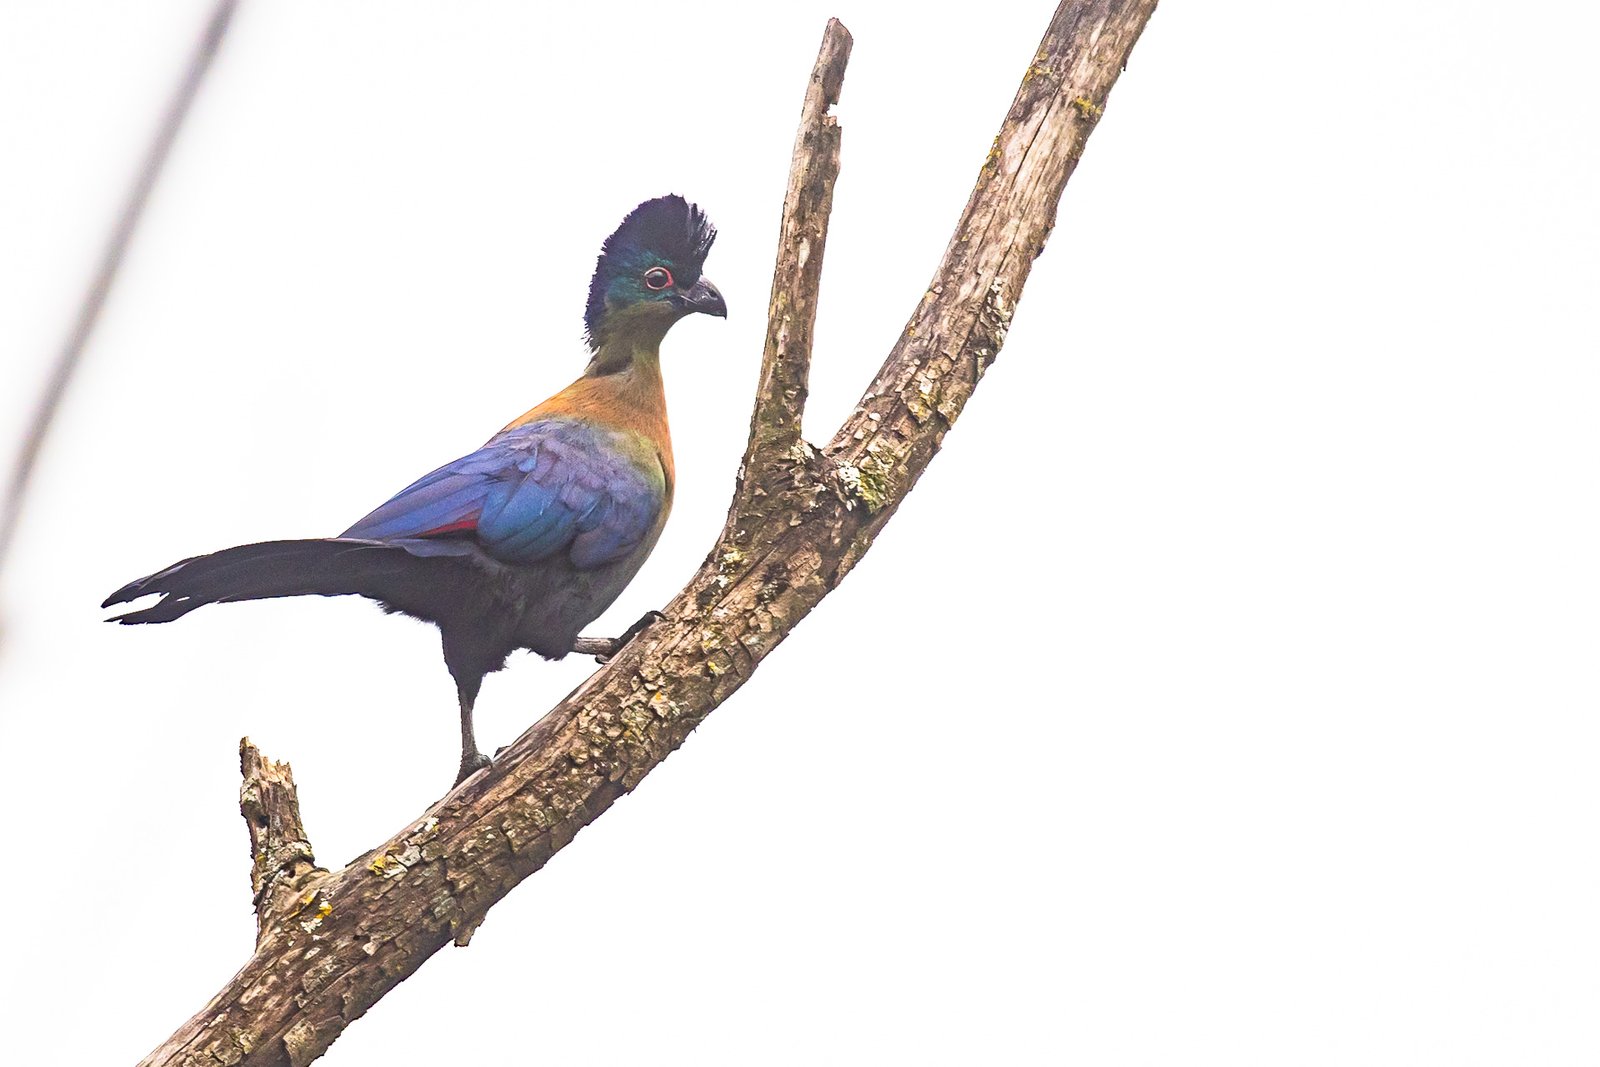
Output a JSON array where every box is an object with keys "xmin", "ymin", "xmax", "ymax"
[{"xmin": 643, "ymin": 266, "xmax": 673, "ymax": 291}]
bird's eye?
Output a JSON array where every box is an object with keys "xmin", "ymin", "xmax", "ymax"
[{"xmin": 643, "ymin": 266, "xmax": 673, "ymax": 291}]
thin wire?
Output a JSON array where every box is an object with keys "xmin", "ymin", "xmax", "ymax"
[{"xmin": 0, "ymin": 0, "xmax": 241, "ymax": 581}]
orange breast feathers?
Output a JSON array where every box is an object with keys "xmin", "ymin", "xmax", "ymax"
[{"xmin": 502, "ymin": 361, "xmax": 674, "ymax": 487}]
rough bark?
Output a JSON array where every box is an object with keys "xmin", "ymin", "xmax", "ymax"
[
  {"xmin": 239, "ymin": 740, "xmax": 329, "ymax": 942},
  {"xmin": 141, "ymin": 5, "xmax": 1160, "ymax": 1064},
  {"xmin": 740, "ymin": 16, "xmax": 850, "ymax": 473}
]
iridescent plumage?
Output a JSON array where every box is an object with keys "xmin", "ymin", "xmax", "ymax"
[{"xmin": 104, "ymin": 196, "xmax": 726, "ymax": 785}]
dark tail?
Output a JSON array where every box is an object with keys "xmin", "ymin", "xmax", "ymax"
[{"xmin": 103, "ymin": 538, "xmax": 465, "ymax": 624}]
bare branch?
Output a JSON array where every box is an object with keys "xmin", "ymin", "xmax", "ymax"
[
  {"xmin": 825, "ymin": 0, "xmax": 1159, "ymax": 533},
  {"xmin": 0, "ymin": 0, "xmax": 240, "ymax": 590},
  {"xmin": 239, "ymin": 739, "xmax": 329, "ymax": 942},
  {"xmin": 739, "ymin": 18, "xmax": 853, "ymax": 473},
  {"xmin": 141, "ymin": 4, "xmax": 1159, "ymax": 1063}
]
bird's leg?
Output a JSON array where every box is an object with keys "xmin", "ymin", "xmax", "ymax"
[
  {"xmin": 572, "ymin": 610, "xmax": 667, "ymax": 663},
  {"xmin": 454, "ymin": 676, "xmax": 490, "ymax": 785}
]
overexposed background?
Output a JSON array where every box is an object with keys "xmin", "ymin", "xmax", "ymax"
[{"xmin": 2, "ymin": 1, "xmax": 1598, "ymax": 1063}]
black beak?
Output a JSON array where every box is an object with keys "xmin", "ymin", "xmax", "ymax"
[{"xmin": 683, "ymin": 276, "xmax": 727, "ymax": 318}]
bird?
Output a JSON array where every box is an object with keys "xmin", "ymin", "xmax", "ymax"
[{"xmin": 104, "ymin": 195, "xmax": 726, "ymax": 786}]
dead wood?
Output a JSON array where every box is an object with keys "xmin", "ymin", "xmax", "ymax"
[{"xmin": 140, "ymin": 6, "xmax": 1159, "ymax": 1064}]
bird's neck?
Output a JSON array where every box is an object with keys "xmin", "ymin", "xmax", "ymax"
[
  {"xmin": 585, "ymin": 333, "xmax": 664, "ymax": 380},
  {"xmin": 511, "ymin": 341, "xmax": 673, "ymax": 468},
  {"xmin": 580, "ymin": 347, "xmax": 669, "ymax": 436},
  {"xmin": 584, "ymin": 304, "xmax": 676, "ymax": 374}
]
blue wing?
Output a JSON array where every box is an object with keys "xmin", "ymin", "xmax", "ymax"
[{"xmin": 341, "ymin": 419, "xmax": 664, "ymax": 570}]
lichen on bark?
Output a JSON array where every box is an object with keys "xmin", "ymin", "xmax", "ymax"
[{"xmin": 139, "ymin": 5, "xmax": 1161, "ymax": 1064}]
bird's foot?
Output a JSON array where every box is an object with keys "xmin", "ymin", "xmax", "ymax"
[
  {"xmin": 454, "ymin": 749, "xmax": 492, "ymax": 787},
  {"xmin": 617, "ymin": 609, "xmax": 667, "ymax": 647},
  {"xmin": 573, "ymin": 610, "xmax": 667, "ymax": 664}
]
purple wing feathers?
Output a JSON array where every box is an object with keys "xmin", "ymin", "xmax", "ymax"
[{"xmin": 341, "ymin": 420, "xmax": 661, "ymax": 570}]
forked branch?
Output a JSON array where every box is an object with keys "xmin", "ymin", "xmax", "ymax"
[
  {"xmin": 141, "ymin": 4, "xmax": 1159, "ymax": 1064},
  {"xmin": 739, "ymin": 17, "xmax": 852, "ymax": 476}
]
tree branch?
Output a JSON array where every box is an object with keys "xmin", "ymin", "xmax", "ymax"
[
  {"xmin": 739, "ymin": 18, "xmax": 852, "ymax": 476},
  {"xmin": 141, "ymin": 4, "xmax": 1159, "ymax": 1064},
  {"xmin": 824, "ymin": 0, "xmax": 1157, "ymax": 531},
  {"xmin": 239, "ymin": 739, "xmax": 329, "ymax": 942}
]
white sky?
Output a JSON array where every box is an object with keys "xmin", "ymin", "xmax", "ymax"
[{"xmin": 2, "ymin": 1, "xmax": 1598, "ymax": 1064}]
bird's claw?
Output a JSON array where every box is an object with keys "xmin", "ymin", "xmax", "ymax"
[
  {"xmin": 619, "ymin": 609, "xmax": 667, "ymax": 645},
  {"xmin": 575, "ymin": 610, "xmax": 667, "ymax": 663},
  {"xmin": 454, "ymin": 750, "xmax": 492, "ymax": 786},
  {"xmin": 590, "ymin": 609, "xmax": 667, "ymax": 663}
]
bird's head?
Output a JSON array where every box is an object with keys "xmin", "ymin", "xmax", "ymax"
[{"xmin": 584, "ymin": 195, "xmax": 725, "ymax": 353}]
